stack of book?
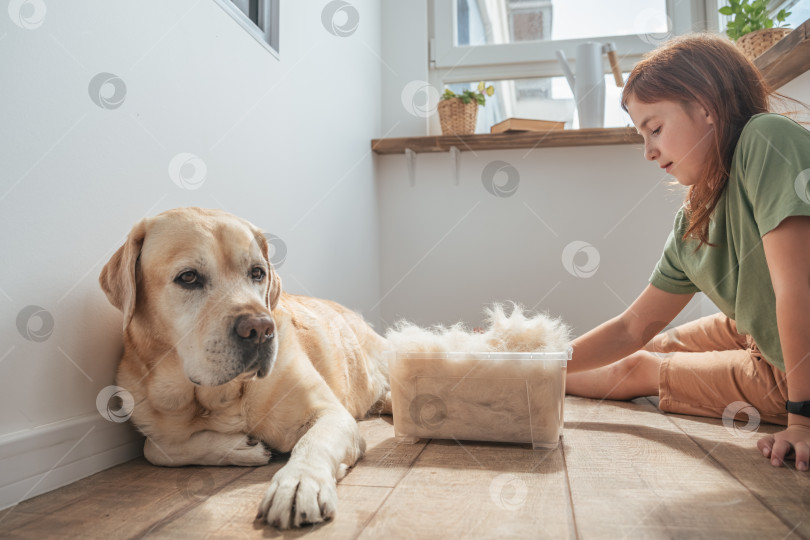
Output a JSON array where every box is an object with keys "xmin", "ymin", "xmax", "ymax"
[{"xmin": 490, "ymin": 117, "xmax": 565, "ymax": 134}]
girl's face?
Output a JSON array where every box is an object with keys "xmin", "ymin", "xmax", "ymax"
[{"xmin": 625, "ymin": 97, "xmax": 715, "ymax": 186}]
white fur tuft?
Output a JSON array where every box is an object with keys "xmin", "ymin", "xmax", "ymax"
[{"xmin": 386, "ymin": 303, "xmax": 570, "ymax": 353}]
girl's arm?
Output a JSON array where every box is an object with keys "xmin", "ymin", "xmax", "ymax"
[
  {"xmin": 569, "ymin": 284, "xmax": 694, "ymax": 373},
  {"xmin": 760, "ymin": 215, "xmax": 810, "ymax": 470}
]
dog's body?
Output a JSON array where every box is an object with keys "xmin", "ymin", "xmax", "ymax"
[{"xmin": 100, "ymin": 207, "xmax": 390, "ymax": 528}]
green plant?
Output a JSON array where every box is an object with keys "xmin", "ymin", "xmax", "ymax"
[
  {"xmin": 720, "ymin": 0, "xmax": 791, "ymax": 41},
  {"xmin": 441, "ymin": 81, "xmax": 495, "ymax": 105}
]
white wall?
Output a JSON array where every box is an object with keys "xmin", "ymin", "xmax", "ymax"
[
  {"xmin": 376, "ymin": 145, "xmax": 702, "ymax": 335},
  {"xmin": 0, "ymin": 0, "xmax": 382, "ymax": 508},
  {"xmin": 380, "ymin": 0, "xmax": 428, "ymax": 138},
  {"xmin": 778, "ymin": 69, "xmax": 810, "ymax": 118}
]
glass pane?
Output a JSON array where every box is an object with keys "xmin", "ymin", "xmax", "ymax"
[
  {"xmin": 230, "ymin": 0, "xmax": 260, "ymax": 26},
  {"xmin": 446, "ymin": 75, "xmax": 632, "ymax": 133},
  {"xmin": 783, "ymin": 0, "xmax": 810, "ymax": 28},
  {"xmin": 455, "ymin": 0, "xmax": 668, "ymax": 46}
]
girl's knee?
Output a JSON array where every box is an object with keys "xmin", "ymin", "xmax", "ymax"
[
  {"xmin": 566, "ymin": 351, "xmax": 661, "ymax": 400},
  {"xmin": 610, "ymin": 351, "xmax": 661, "ymax": 397},
  {"xmin": 614, "ymin": 350, "xmax": 656, "ymax": 376}
]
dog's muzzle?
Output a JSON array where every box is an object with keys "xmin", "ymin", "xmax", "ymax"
[{"xmin": 234, "ymin": 314, "xmax": 276, "ymax": 377}]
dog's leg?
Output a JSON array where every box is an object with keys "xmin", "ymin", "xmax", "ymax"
[
  {"xmin": 144, "ymin": 431, "xmax": 272, "ymax": 467},
  {"xmin": 256, "ymin": 408, "xmax": 363, "ymax": 529}
]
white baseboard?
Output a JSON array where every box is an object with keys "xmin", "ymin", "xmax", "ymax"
[{"xmin": 0, "ymin": 412, "xmax": 144, "ymax": 511}]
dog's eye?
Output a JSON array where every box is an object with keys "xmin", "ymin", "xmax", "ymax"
[
  {"xmin": 251, "ymin": 267, "xmax": 266, "ymax": 282},
  {"xmin": 175, "ymin": 270, "xmax": 202, "ymax": 288}
]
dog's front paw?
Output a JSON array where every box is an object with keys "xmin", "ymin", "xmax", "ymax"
[
  {"xmin": 223, "ymin": 434, "xmax": 272, "ymax": 466},
  {"xmin": 256, "ymin": 463, "xmax": 337, "ymax": 529}
]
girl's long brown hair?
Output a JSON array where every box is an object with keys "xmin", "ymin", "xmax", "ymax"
[{"xmin": 621, "ymin": 33, "xmax": 771, "ymax": 247}]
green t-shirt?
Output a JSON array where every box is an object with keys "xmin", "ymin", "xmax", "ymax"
[{"xmin": 650, "ymin": 113, "xmax": 810, "ymax": 372}]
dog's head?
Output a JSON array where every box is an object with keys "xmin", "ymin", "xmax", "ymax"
[{"xmin": 99, "ymin": 207, "xmax": 282, "ymax": 386}]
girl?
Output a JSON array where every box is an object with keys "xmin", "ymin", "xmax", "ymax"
[{"xmin": 564, "ymin": 33, "xmax": 810, "ymax": 471}]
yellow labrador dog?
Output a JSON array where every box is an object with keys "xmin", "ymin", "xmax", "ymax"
[{"xmin": 99, "ymin": 207, "xmax": 390, "ymax": 529}]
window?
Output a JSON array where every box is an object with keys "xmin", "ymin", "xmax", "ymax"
[
  {"xmin": 430, "ymin": 0, "xmax": 716, "ymax": 132},
  {"xmin": 432, "ymin": 0, "xmax": 715, "ymax": 74},
  {"xmin": 215, "ymin": 0, "xmax": 280, "ymax": 57},
  {"xmin": 446, "ymin": 72, "xmax": 630, "ymax": 132},
  {"xmin": 781, "ymin": 0, "xmax": 810, "ymax": 27}
]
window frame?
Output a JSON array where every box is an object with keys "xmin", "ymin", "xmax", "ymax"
[
  {"xmin": 426, "ymin": 0, "xmax": 716, "ymax": 134},
  {"xmin": 430, "ymin": 0, "xmax": 715, "ymax": 82},
  {"xmin": 214, "ymin": 0, "xmax": 280, "ymax": 58}
]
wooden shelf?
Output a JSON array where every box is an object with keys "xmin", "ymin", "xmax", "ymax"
[
  {"xmin": 371, "ymin": 127, "xmax": 642, "ymax": 155},
  {"xmin": 755, "ymin": 18, "xmax": 810, "ymax": 89},
  {"xmin": 372, "ymin": 18, "xmax": 810, "ymax": 156}
]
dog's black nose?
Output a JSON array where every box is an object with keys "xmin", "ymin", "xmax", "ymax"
[{"xmin": 235, "ymin": 314, "xmax": 275, "ymax": 344}]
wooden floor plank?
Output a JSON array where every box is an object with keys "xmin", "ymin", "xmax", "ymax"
[
  {"xmin": 0, "ymin": 458, "xmax": 179, "ymax": 535},
  {"xmin": 139, "ymin": 462, "xmax": 286, "ymax": 539},
  {"xmin": 339, "ymin": 416, "xmax": 429, "ymax": 488},
  {"xmin": 654, "ymin": 399, "xmax": 810, "ymax": 539},
  {"xmin": 359, "ymin": 438, "xmax": 574, "ymax": 539},
  {"xmin": 0, "ymin": 458, "xmax": 153, "ymax": 523},
  {"xmin": 142, "ymin": 426, "xmax": 402, "ymax": 540},
  {"xmin": 0, "ymin": 460, "xmax": 250, "ymax": 540},
  {"xmin": 146, "ymin": 477, "xmax": 391, "ymax": 540},
  {"xmin": 0, "ymin": 508, "xmax": 41, "ymax": 536},
  {"xmin": 563, "ymin": 397, "xmax": 792, "ymax": 539}
]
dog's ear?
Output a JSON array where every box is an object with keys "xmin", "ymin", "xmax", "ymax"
[
  {"xmin": 255, "ymin": 233, "xmax": 282, "ymax": 310},
  {"xmin": 99, "ymin": 220, "xmax": 147, "ymax": 331},
  {"xmin": 267, "ymin": 265, "xmax": 282, "ymax": 310}
]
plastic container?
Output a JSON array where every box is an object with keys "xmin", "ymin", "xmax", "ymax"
[{"xmin": 387, "ymin": 349, "xmax": 571, "ymax": 449}]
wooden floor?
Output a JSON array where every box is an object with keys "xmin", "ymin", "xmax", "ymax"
[{"xmin": 2, "ymin": 396, "xmax": 809, "ymax": 539}]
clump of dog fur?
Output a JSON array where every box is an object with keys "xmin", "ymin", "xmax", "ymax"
[{"xmin": 385, "ymin": 303, "xmax": 570, "ymax": 353}]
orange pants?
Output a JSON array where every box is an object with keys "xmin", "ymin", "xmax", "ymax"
[{"xmin": 644, "ymin": 313, "xmax": 789, "ymax": 425}]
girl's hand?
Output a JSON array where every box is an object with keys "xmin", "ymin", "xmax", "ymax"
[{"xmin": 757, "ymin": 425, "xmax": 810, "ymax": 471}]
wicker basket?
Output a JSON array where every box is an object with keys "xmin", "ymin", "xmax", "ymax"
[
  {"xmin": 438, "ymin": 98, "xmax": 479, "ymax": 135},
  {"xmin": 736, "ymin": 27, "xmax": 792, "ymax": 61}
]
